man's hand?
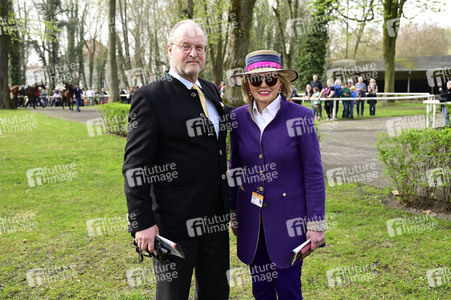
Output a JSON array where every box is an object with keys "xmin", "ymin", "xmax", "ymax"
[
  {"xmin": 230, "ymin": 210, "xmax": 238, "ymax": 236},
  {"xmin": 135, "ymin": 225, "xmax": 159, "ymax": 253},
  {"xmin": 306, "ymin": 230, "xmax": 325, "ymax": 252}
]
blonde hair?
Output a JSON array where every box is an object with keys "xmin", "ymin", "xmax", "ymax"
[{"xmin": 240, "ymin": 72, "xmax": 293, "ymax": 104}]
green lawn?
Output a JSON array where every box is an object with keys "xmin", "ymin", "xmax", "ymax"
[
  {"xmin": 298, "ymin": 100, "xmax": 430, "ymax": 120},
  {"xmin": 0, "ymin": 109, "xmax": 449, "ymax": 299}
]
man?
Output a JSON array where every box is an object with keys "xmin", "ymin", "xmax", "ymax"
[
  {"xmin": 355, "ymin": 76, "xmax": 366, "ymax": 116},
  {"xmin": 86, "ymin": 87, "xmax": 95, "ymax": 106},
  {"xmin": 123, "ymin": 20, "xmax": 231, "ymax": 299},
  {"xmin": 310, "ymin": 74, "xmax": 323, "ymax": 116},
  {"xmin": 73, "ymin": 84, "xmax": 82, "ymax": 112}
]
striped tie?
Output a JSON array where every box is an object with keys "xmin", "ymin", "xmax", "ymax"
[{"xmin": 192, "ymin": 84, "xmax": 209, "ymax": 119}]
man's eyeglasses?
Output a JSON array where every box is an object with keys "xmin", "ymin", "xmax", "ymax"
[
  {"xmin": 174, "ymin": 43, "xmax": 206, "ymax": 55},
  {"xmin": 248, "ymin": 73, "xmax": 279, "ymax": 87}
]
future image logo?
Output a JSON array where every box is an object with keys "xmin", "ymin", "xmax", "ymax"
[
  {"xmin": 327, "ymin": 264, "xmax": 376, "ymax": 287},
  {"xmin": 386, "ymin": 18, "xmax": 400, "ymax": 37},
  {"xmin": 226, "ymin": 164, "xmax": 278, "ymax": 188},
  {"xmin": 186, "ymin": 214, "xmax": 230, "ymax": 237},
  {"xmin": 326, "ymin": 163, "xmax": 378, "ymax": 187},
  {"xmin": 386, "ymin": 215, "xmax": 437, "ymax": 237},
  {"xmin": 286, "ymin": 117, "xmax": 315, "ymax": 137},
  {"xmin": 425, "ymin": 67, "xmax": 451, "ymax": 87},
  {"xmin": 426, "ymin": 267, "xmax": 450, "ymax": 288},
  {"xmin": 26, "ymin": 163, "xmax": 78, "ymax": 187},
  {"xmin": 385, "ymin": 115, "xmax": 425, "ymax": 137}
]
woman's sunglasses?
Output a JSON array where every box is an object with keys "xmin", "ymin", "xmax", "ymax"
[{"xmin": 248, "ymin": 73, "xmax": 279, "ymax": 87}]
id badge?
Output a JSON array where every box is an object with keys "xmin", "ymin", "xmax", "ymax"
[{"xmin": 251, "ymin": 192, "xmax": 264, "ymax": 208}]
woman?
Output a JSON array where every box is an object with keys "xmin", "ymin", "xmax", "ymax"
[
  {"xmin": 319, "ymin": 79, "xmax": 335, "ymax": 120},
  {"xmin": 229, "ymin": 50, "xmax": 327, "ymax": 300},
  {"xmin": 367, "ymin": 78, "xmax": 378, "ymax": 116},
  {"xmin": 333, "ymin": 79, "xmax": 341, "ymax": 119}
]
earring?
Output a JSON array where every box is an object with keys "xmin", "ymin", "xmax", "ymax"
[{"xmin": 279, "ymin": 86, "xmax": 282, "ymax": 94}]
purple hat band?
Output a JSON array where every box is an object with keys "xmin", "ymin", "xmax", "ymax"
[{"xmin": 245, "ymin": 54, "xmax": 282, "ymax": 72}]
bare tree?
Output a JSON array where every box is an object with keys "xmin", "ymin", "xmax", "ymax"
[
  {"xmin": 108, "ymin": 0, "xmax": 119, "ymax": 102},
  {"xmin": 0, "ymin": 0, "xmax": 13, "ymax": 109},
  {"xmin": 224, "ymin": 0, "xmax": 257, "ymax": 106}
]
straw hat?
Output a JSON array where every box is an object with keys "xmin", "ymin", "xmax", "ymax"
[{"xmin": 229, "ymin": 50, "xmax": 298, "ymax": 86}]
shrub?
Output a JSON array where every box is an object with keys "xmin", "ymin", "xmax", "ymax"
[
  {"xmin": 97, "ymin": 103, "xmax": 131, "ymax": 137},
  {"xmin": 376, "ymin": 128, "xmax": 450, "ymax": 209}
]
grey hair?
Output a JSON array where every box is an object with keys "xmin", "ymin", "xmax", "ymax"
[{"xmin": 167, "ymin": 20, "xmax": 208, "ymax": 45}]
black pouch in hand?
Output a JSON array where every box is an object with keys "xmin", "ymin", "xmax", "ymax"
[{"xmin": 131, "ymin": 233, "xmax": 171, "ymax": 264}]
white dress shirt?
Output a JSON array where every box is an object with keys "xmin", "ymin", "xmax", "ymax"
[
  {"xmin": 169, "ymin": 70, "xmax": 220, "ymax": 138},
  {"xmin": 252, "ymin": 94, "xmax": 281, "ymax": 138}
]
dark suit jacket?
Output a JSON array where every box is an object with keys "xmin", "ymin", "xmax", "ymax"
[{"xmin": 123, "ymin": 74, "xmax": 231, "ymax": 240}]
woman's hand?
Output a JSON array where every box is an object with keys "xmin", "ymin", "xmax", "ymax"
[
  {"xmin": 306, "ymin": 230, "xmax": 325, "ymax": 251},
  {"xmin": 230, "ymin": 210, "xmax": 238, "ymax": 236}
]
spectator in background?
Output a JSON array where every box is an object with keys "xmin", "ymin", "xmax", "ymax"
[
  {"xmin": 349, "ymin": 86, "xmax": 356, "ymax": 118},
  {"xmin": 100, "ymin": 88, "xmax": 108, "ymax": 104},
  {"xmin": 41, "ymin": 89, "xmax": 48, "ymax": 107},
  {"xmin": 367, "ymin": 78, "xmax": 378, "ymax": 117},
  {"xmin": 310, "ymin": 74, "xmax": 323, "ymax": 117},
  {"xmin": 438, "ymin": 81, "xmax": 451, "ymax": 127},
  {"xmin": 120, "ymin": 88, "xmax": 127, "ymax": 103},
  {"xmin": 51, "ymin": 89, "xmax": 61, "ymax": 107},
  {"xmin": 341, "ymin": 81, "xmax": 351, "ymax": 119},
  {"xmin": 355, "ymin": 76, "xmax": 366, "ymax": 116},
  {"xmin": 218, "ymin": 81, "xmax": 225, "ymax": 97},
  {"xmin": 333, "ymin": 79, "xmax": 341, "ymax": 119},
  {"xmin": 311, "ymin": 86, "xmax": 322, "ymax": 121},
  {"xmin": 128, "ymin": 87, "xmax": 134, "ymax": 104},
  {"xmin": 305, "ymin": 84, "xmax": 313, "ymax": 111},
  {"xmin": 73, "ymin": 84, "xmax": 82, "ymax": 112},
  {"xmin": 290, "ymin": 85, "xmax": 300, "ymax": 104},
  {"xmin": 86, "ymin": 87, "xmax": 95, "ymax": 106},
  {"xmin": 319, "ymin": 79, "xmax": 335, "ymax": 120}
]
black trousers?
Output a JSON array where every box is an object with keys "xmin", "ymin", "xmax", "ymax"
[{"xmin": 154, "ymin": 230, "xmax": 230, "ymax": 300}]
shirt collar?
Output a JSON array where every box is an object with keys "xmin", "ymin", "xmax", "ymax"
[
  {"xmin": 169, "ymin": 70, "xmax": 202, "ymax": 90},
  {"xmin": 252, "ymin": 94, "xmax": 281, "ymax": 117}
]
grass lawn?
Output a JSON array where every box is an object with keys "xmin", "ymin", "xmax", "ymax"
[
  {"xmin": 298, "ymin": 100, "xmax": 430, "ymax": 120},
  {"xmin": 0, "ymin": 109, "xmax": 449, "ymax": 299}
]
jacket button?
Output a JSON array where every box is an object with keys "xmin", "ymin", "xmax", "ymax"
[
  {"xmin": 262, "ymin": 203, "xmax": 267, "ymax": 208},
  {"xmin": 222, "ymin": 174, "xmax": 226, "ymax": 179},
  {"xmin": 259, "ymin": 154, "xmax": 263, "ymax": 159},
  {"xmin": 258, "ymin": 187, "xmax": 264, "ymax": 192},
  {"xmin": 219, "ymin": 150, "xmax": 223, "ymax": 155},
  {"xmin": 191, "ymin": 92, "xmax": 197, "ymax": 98},
  {"xmin": 283, "ymin": 193, "xmax": 286, "ymax": 197},
  {"xmin": 200, "ymin": 113, "xmax": 205, "ymax": 118}
]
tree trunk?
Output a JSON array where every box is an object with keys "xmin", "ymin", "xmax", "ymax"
[
  {"xmin": 119, "ymin": 0, "xmax": 132, "ymax": 71},
  {"xmin": 382, "ymin": 0, "xmax": 406, "ymax": 94},
  {"xmin": 224, "ymin": 0, "xmax": 257, "ymax": 107},
  {"xmin": 178, "ymin": 0, "xmax": 194, "ymax": 19},
  {"xmin": 0, "ymin": 0, "xmax": 12, "ymax": 109},
  {"xmin": 383, "ymin": 31, "xmax": 397, "ymax": 93},
  {"xmin": 108, "ymin": 0, "xmax": 119, "ymax": 102}
]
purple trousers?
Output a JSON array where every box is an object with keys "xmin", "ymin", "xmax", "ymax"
[{"xmin": 249, "ymin": 223, "xmax": 303, "ymax": 300}]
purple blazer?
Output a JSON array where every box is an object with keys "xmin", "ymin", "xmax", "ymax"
[{"xmin": 229, "ymin": 97, "xmax": 326, "ymax": 269}]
